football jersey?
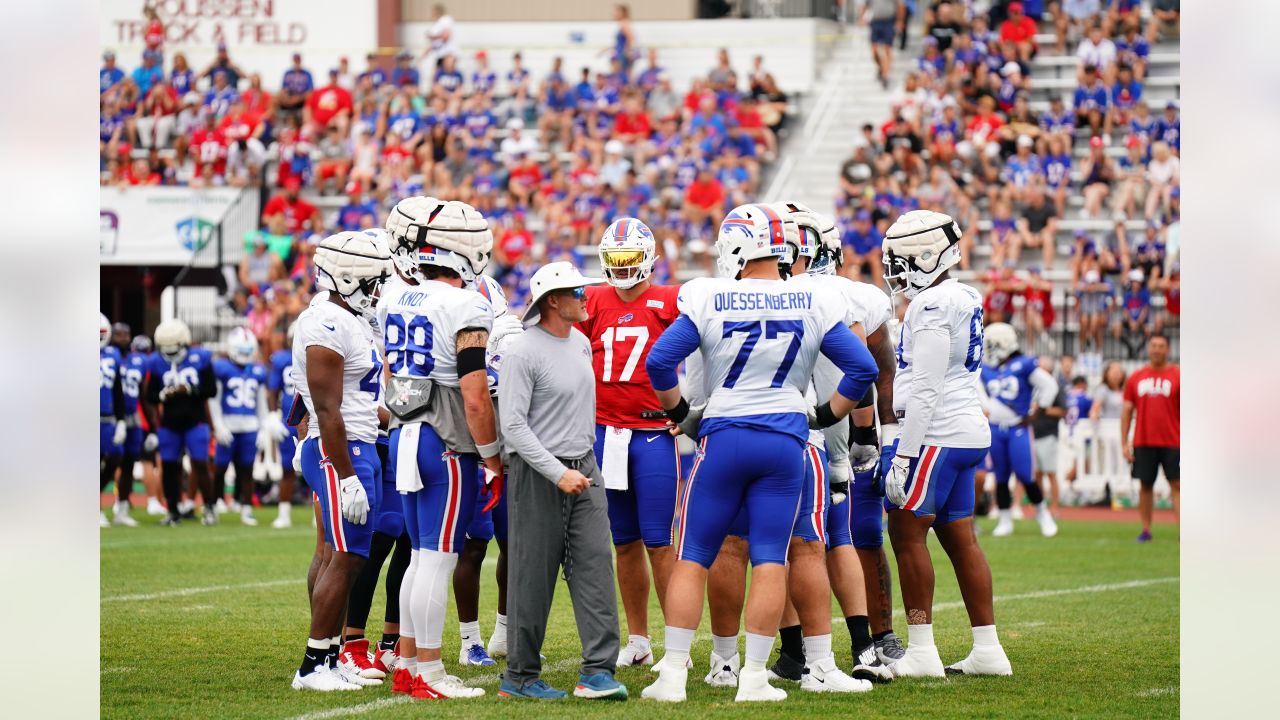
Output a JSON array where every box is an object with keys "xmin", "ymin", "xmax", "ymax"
[
  {"xmin": 577, "ymin": 283, "xmax": 681, "ymax": 429},
  {"xmin": 121, "ymin": 351, "xmax": 149, "ymax": 418},
  {"xmin": 293, "ymin": 299, "xmax": 382, "ymax": 444},
  {"xmin": 100, "ymin": 346, "xmax": 123, "ymax": 416},
  {"xmin": 267, "ymin": 349, "xmax": 297, "ymax": 417},
  {"xmin": 893, "ymin": 279, "xmax": 991, "ymax": 455},
  {"xmin": 380, "ymin": 279, "xmax": 494, "ymax": 388},
  {"xmin": 213, "ymin": 358, "xmax": 269, "ymax": 432},
  {"xmin": 145, "ymin": 347, "xmax": 215, "ymax": 430},
  {"xmin": 677, "ymin": 276, "xmax": 847, "ymax": 439},
  {"xmin": 980, "ymin": 353, "xmax": 1056, "ymax": 425}
]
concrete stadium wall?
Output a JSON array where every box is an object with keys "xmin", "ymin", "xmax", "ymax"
[{"xmin": 402, "ymin": 0, "xmax": 696, "ymax": 22}]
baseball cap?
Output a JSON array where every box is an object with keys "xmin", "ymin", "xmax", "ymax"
[
  {"xmin": 855, "ymin": 210, "xmax": 872, "ymax": 221},
  {"xmin": 283, "ymin": 176, "xmax": 302, "ymax": 190},
  {"xmin": 103, "ymin": 50, "xmax": 115, "ymax": 60},
  {"xmin": 1074, "ymin": 229, "xmax": 1089, "ymax": 239},
  {"xmin": 1001, "ymin": 61, "xmax": 1021, "ymax": 77},
  {"xmin": 923, "ymin": 37, "xmax": 938, "ymax": 47},
  {"xmin": 605, "ymin": 139, "xmax": 624, "ymax": 155},
  {"xmin": 1127, "ymin": 269, "xmax": 1144, "ymax": 282},
  {"xmin": 1017, "ymin": 135, "xmax": 1033, "ymax": 148},
  {"xmin": 1089, "ymin": 135, "xmax": 1104, "ymax": 148},
  {"xmin": 1166, "ymin": 100, "xmax": 1179, "ymax": 111},
  {"xmin": 506, "ymin": 117, "xmax": 524, "ymax": 130},
  {"xmin": 1009, "ymin": 1, "xmax": 1024, "ymax": 13},
  {"xmin": 522, "ymin": 262, "xmax": 603, "ymax": 324}
]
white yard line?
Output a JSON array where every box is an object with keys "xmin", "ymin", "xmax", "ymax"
[
  {"xmin": 102, "ymin": 578, "xmax": 303, "ymax": 603},
  {"xmin": 1136, "ymin": 686, "xmax": 1177, "ymax": 697}
]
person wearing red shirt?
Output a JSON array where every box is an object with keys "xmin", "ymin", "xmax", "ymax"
[
  {"xmin": 507, "ymin": 154, "xmax": 544, "ymax": 206},
  {"xmin": 613, "ymin": 96, "xmax": 653, "ymax": 144},
  {"xmin": 496, "ymin": 212, "xmax": 534, "ymax": 269},
  {"xmin": 684, "ymin": 166, "xmax": 725, "ymax": 229},
  {"xmin": 135, "ymin": 77, "xmax": 178, "ymax": 149},
  {"xmin": 305, "ymin": 69, "xmax": 354, "ymax": 134},
  {"xmin": 1021, "ymin": 266, "xmax": 1055, "ymax": 346},
  {"xmin": 998, "ymin": 2, "xmax": 1038, "ymax": 62},
  {"xmin": 189, "ymin": 114, "xmax": 228, "ymax": 183},
  {"xmin": 1120, "ymin": 334, "xmax": 1179, "ymax": 541},
  {"xmin": 575, "ymin": 218, "xmax": 681, "ymax": 667},
  {"xmin": 262, "ymin": 177, "xmax": 319, "ymax": 236},
  {"xmin": 240, "ymin": 73, "xmax": 274, "ymax": 117},
  {"xmin": 143, "ymin": 6, "xmax": 165, "ymax": 52}
]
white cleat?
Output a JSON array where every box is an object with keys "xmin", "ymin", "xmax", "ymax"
[
  {"xmin": 240, "ymin": 508, "xmax": 258, "ymax": 526},
  {"xmin": 992, "ymin": 514, "xmax": 1014, "ymax": 537},
  {"xmin": 430, "ymin": 674, "xmax": 485, "ymax": 698},
  {"xmin": 800, "ymin": 656, "xmax": 873, "ymax": 693},
  {"xmin": 945, "ymin": 645, "xmax": 1013, "ymax": 676},
  {"xmin": 100, "ymin": 511, "xmax": 110, "ymax": 528},
  {"xmin": 735, "ymin": 666, "xmax": 787, "ymax": 702},
  {"xmin": 704, "ymin": 652, "xmax": 740, "ymax": 687},
  {"xmin": 652, "ymin": 655, "xmax": 693, "ymax": 673},
  {"xmin": 1036, "ymin": 508, "xmax": 1059, "ymax": 537},
  {"xmin": 641, "ymin": 662, "xmax": 687, "ymax": 702},
  {"xmin": 334, "ymin": 661, "xmax": 382, "ymax": 686},
  {"xmin": 892, "ymin": 644, "xmax": 946, "ymax": 678},
  {"xmin": 272, "ymin": 512, "xmax": 292, "ymax": 529},
  {"xmin": 486, "ymin": 633, "xmax": 507, "ymax": 659},
  {"xmin": 113, "ymin": 502, "xmax": 139, "ymax": 527},
  {"xmin": 146, "ymin": 498, "xmax": 167, "ymax": 516},
  {"xmin": 214, "ymin": 498, "xmax": 230, "ymax": 515},
  {"xmin": 617, "ymin": 639, "xmax": 655, "ymax": 667},
  {"xmin": 177, "ymin": 499, "xmax": 195, "ymax": 516},
  {"xmin": 1010, "ymin": 503, "xmax": 1025, "ymax": 520},
  {"xmin": 292, "ymin": 667, "xmax": 360, "ymax": 691}
]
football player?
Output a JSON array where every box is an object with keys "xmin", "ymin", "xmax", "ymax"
[
  {"xmin": 100, "ymin": 314, "xmax": 130, "ymax": 527},
  {"xmin": 979, "ymin": 323, "xmax": 1060, "ymax": 538},
  {"xmin": 291, "ymin": 231, "xmax": 393, "ymax": 692},
  {"xmin": 382, "ymin": 198, "xmax": 499, "ymax": 699},
  {"xmin": 576, "ymin": 217, "xmax": 681, "ymax": 668},
  {"xmin": 210, "ymin": 326, "xmax": 271, "ymax": 526},
  {"xmin": 127, "ymin": 334, "xmax": 167, "ymax": 517},
  {"xmin": 641, "ymin": 204, "xmax": 878, "ymax": 702},
  {"xmin": 879, "ymin": 210, "xmax": 1011, "ymax": 677},
  {"xmin": 107, "ymin": 323, "xmax": 146, "ymax": 526},
  {"xmin": 267, "ymin": 324, "xmax": 298, "ymax": 529},
  {"xmin": 146, "ymin": 318, "xmax": 218, "ymax": 526}
]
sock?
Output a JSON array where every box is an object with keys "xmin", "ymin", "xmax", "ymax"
[
  {"xmin": 379, "ymin": 634, "xmax": 400, "ymax": 652},
  {"xmin": 778, "ymin": 625, "xmax": 804, "ymax": 661},
  {"xmin": 491, "ymin": 612, "xmax": 507, "ymax": 643},
  {"xmin": 744, "ymin": 633, "xmax": 774, "ymax": 671},
  {"xmin": 398, "ymin": 656, "xmax": 417, "ymax": 673},
  {"xmin": 459, "ymin": 620, "xmax": 481, "ymax": 648},
  {"xmin": 847, "ymin": 615, "xmax": 872, "ymax": 652},
  {"xmin": 1025, "ymin": 481, "xmax": 1044, "ymax": 505},
  {"xmin": 972, "ymin": 625, "xmax": 999, "ymax": 647},
  {"xmin": 998, "ymin": 508, "xmax": 1012, "ymax": 522},
  {"xmin": 278, "ymin": 500, "xmax": 291, "ymax": 517},
  {"xmin": 712, "ymin": 633, "xmax": 738, "ymax": 660},
  {"xmin": 300, "ymin": 637, "xmax": 329, "ymax": 675},
  {"xmin": 326, "ymin": 637, "xmax": 340, "ymax": 668},
  {"xmin": 344, "ymin": 633, "xmax": 365, "ymax": 645},
  {"xmin": 802, "ymin": 633, "xmax": 832, "ymax": 663},
  {"xmin": 996, "ymin": 483, "xmax": 1012, "ymax": 509},
  {"xmin": 628, "ymin": 633, "xmax": 651, "ymax": 650},
  {"xmin": 907, "ymin": 623, "xmax": 934, "ymax": 648},
  {"xmin": 421, "ymin": 659, "xmax": 446, "ymax": 681},
  {"xmin": 663, "ymin": 626, "xmax": 696, "ymax": 667}
]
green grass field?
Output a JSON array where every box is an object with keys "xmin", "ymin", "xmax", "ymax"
[{"xmin": 101, "ymin": 509, "xmax": 1178, "ymax": 719}]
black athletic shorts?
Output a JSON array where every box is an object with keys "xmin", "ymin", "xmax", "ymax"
[{"xmin": 1132, "ymin": 446, "xmax": 1179, "ymax": 486}]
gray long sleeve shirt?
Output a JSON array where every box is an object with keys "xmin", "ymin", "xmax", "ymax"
[{"xmin": 498, "ymin": 325, "xmax": 597, "ymax": 482}]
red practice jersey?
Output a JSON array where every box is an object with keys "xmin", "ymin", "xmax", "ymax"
[
  {"xmin": 577, "ymin": 283, "xmax": 681, "ymax": 429},
  {"xmin": 1123, "ymin": 365, "xmax": 1180, "ymax": 448}
]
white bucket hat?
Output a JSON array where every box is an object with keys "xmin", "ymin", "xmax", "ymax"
[{"xmin": 522, "ymin": 261, "xmax": 603, "ymax": 324}]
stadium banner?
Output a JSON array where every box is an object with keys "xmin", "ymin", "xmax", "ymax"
[
  {"xmin": 100, "ymin": 187, "xmax": 249, "ymax": 267},
  {"xmin": 101, "ymin": 0, "xmax": 378, "ymax": 91}
]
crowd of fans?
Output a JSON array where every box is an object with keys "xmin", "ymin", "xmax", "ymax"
[
  {"xmin": 839, "ymin": 0, "xmax": 1179, "ymax": 356},
  {"xmin": 100, "ymin": 4, "xmax": 794, "ymax": 359}
]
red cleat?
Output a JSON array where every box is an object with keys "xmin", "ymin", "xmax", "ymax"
[
  {"xmin": 340, "ymin": 639, "xmax": 385, "ymax": 679},
  {"xmin": 410, "ymin": 675, "xmax": 445, "ymax": 700},
  {"xmin": 391, "ymin": 667, "xmax": 414, "ymax": 695},
  {"xmin": 374, "ymin": 648, "xmax": 398, "ymax": 674}
]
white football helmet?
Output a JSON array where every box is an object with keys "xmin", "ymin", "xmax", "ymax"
[
  {"xmin": 154, "ymin": 319, "xmax": 192, "ymax": 364},
  {"xmin": 599, "ymin": 217, "xmax": 657, "ymax": 290},
  {"xmin": 715, "ymin": 203, "xmax": 790, "ymax": 279},
  {"xmin": 983, "ymin": 322, "xmax": 1019, "ymax": 366},
  {"xmin": 314, "ymin": 230, "xmax": 394, "ymax": 320},
  {"xmin": 388, "ymin": 197, "xmax": 493, "ymax": 284},
  {"xmin": 882, "ymin": 209, "xmax": 964, "ymax": 298},
  {"xmin": 474, "ymin": 274, "xmax": 509, "ymax": 317},
  {"xmin": 384, "ymin": 195, "xmax": 442, "ymax": 280},
  {"xmin": 100, "ymin": 313, "xmax": 111, "ymax": 349},
  {"xmin": 226, "ymin": 326, "xmax": 259, "ymax": 365}
]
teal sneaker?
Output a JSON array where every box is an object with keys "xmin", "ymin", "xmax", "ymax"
[
  {"xmin": 574, "ymin": 672, "xmax": 628, "ymax": 700},
  {"xmin": 498, "ymin": 678, "xmax": 567, "ymax": 699}
]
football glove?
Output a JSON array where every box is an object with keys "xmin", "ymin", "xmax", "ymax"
[
  {"xmin": 255, "ymin": 429, "xmax": 274, "ymax": 453},
  {"xmin": 828, "ymin": 458, "xmax": 851, "ymax": 505},
  {"xmin": 213, "ymin": 422, "xmax": 233, "ymax": 446},
  {"xmin": 143, "ymin": 433, "xmax": 158, "ymax": 454},
  {"xmin": 338, "ymin": 475, "xmax": 369, "ymax": 525},
  {"xmin": 481, "ymin": 467, "xmax": 504, "ymax": 513},
  {"xmin": 884, "ymin": 455, "xmax": 913, "ymax": 507},
  {"xmin": 850, "ymin": 442, "xmax": 879, "ymax": 474},
  {"xmin": 291, "ymin": 439, "xmax": 304, "ymax": 475},
  {"xmin": 112, "ymin": 420, "xmax": 127, "ymax": 446},
  {"xmin": 266, "ymin": 410, "xmax": 287, "ymax": 443},
  {"xmin": 677, "ymin": 402, "xmax": 706, "ymax": 440},
  {"xmin": 488, "ymin": 314, "xmax": 524, "ymax": 354}
]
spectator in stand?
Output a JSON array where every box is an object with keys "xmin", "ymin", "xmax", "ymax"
[
  {"xmin": 926, "ymin": 1, "xmax": 964, "ymax": 53},
  {"xmin": 424, "ymin": 3, "xmax": 458, "ymax": 65},
  {"xmin": 142, "ymin": 5, "xmax": 165, "ymax": 54},
  {"xmin": 359, "ymin": 53, "xmax": 387, "ymax": 88},
  {"xmin": 1114, "ymin": 268, "xmax": 1151, "ymax": 357},
  {"xmin": 1079, "ymin": 135, "xmax": 1116, "ymax": 219},
  {"xmin": 204, "ymin": 70, "xmax": 239, "ymax": 119},
  {"xmin": 1144, "ymin": 141, "xmax": 1179, "ymax": 220},
  {"xmin": 278, "ymin": 53, "xmax": 314, "ymax": 118},
  {"xmin": 188, "ymin": 113, "xmax": 228, "ymax": 187},
  {"xmin": 1052, "ymin": 0, "xmax": 1101, "ymax": 54},
  {"xmin": 983, "ymin": 265, "xmax": 1017, "ymax": 325},
  {"xmin": 861, "ymin": 0, "xmax": 904, "ymax": 89},
  {"xmin": 1022, "ymin": 266, "xmax": 1056, "ymax": 347},
  {"xmin": 1107, "ymin": 63, "xmax": 1142, "ymax": 128},
  {"xmin": 335, "ymin": 182, "xmax": 377, "ymax": 232},
  {"xmin": 433, "ymin": 54, "xmax": 465, "ymax": 99},
  {"xmin": 1016, "ymin": 186, "xmax": 1059, "ymax": 269},
  {"xmin": 683, "ymin": 165, "xmax": 724, "ymax": 232},
  {"xmin": 1155, "ymin": 262, "xmax": 1179, "ymax": 334},
  {"xmin": 131, "ymin": 49, "xmax": 163, "ymax": 98},
  {"xmin": 263, "ymin": 177, "xmax": 319, "ymax": 237},
  {"xmin": 1131, "ymin": 220, "xmax": 1166, "ymax": 282},
  {"xmin": 839, "ymin": 208, "xmax": 879, "ymax": 283},
  {"xmin": 1148, "ymin": 0, "xmax": 1180, "ymax": 44},
  {"xmin": 989, "ymin": 200, "xmax": 1018, "ymax": 267},
  {"xmin": 245, "ymin": 213, "xmax": 295, "ymax": 262},
  {"xmin": 1112, "ymin": 135, "xmax": 1146, "ymax": 218},
  {"xmin": 165, "ymin": 52, "xmax": 193, "ymax": 97},
  {"xmin": 1154, "ymin": 100, "xmax": 1180, "ymax": 153},
  {"xmin": 101, "ymin": 50, "xmax": 124, "ymax": 94},
  {"xmin": 304, "ymin": 69, "xmax": 353, "ymax": 135},
  {"xmin": 1075, "ymin": 268, "xmax": 1113, "ymax": 350},
  {"xmin": 1073, "ymin": 65, "xmax": 1110, "ymax": 135},
  {"xmin": 999, "ymin": 2, "xmax": 1039, "ymax": 62},
  {"xmin": 1042, "ymin": 134, "xmax": 1072, "ymax": 217},
  {"xmin": 1115, "ymin": 16, "xmax": 1149, "ymax": 80},
  {"xmin": 200, "ymin": 42, "xmax": 245, "ymax": 89},
  {"xmin": 392, "ymin": 51, "xmax": 420, "ymax": 89},
  {"xmin": 239, "ymin": 235, "xmax": 286, "ymax": 295},
  {"xmin": 135, "ymin": 77, "xmax": 178, "ymax": 149},
  {"xmin": 1075, "ymin": 22, "xmax": 1117, "ymax": 84},
  {"xmin": 1120, "ymin": 334, "xmax": 1179, "ymax": 541}
]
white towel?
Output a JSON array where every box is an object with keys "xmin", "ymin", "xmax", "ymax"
[
  {"xmin": 600, "ymin": 426, "xmax": 632, "ymax": 491},
  {"xmin": 396, "ymin": 422, "xmax": 424, "ymax": 494}
]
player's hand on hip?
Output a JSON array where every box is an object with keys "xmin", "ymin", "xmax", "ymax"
[
  {"xmin": 850, "ymin": 442, "xmax": 879, "ymax": 473},
  {"xmin": 677, "ymin": 403, "xmax": 706, "ymax": 440},
  {"xmin": 112, "ymin": 420, "xmax": 128, "ymax": 446},
  {"xmin": 885, "ymin": 455, "xmax": 913, "ymax": 507},
  {"xmin": 557, "ymin": 468, "xmax": 591, "ymax": 496},
  {"xmin": 338, "ymin": 475, "xmax": 369, "ymax": 525}
]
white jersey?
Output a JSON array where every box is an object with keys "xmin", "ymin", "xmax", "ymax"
[
  {"xmin": 373, "ymin": 274, "xmax": 417, "ymax": 357},
  {"xmin": 846, "ymin": 281, "xmax": 893, "ymax": 336},
  {"xmin": 380, "ymin": 279, "xmax": 493, "ymax": 388},
  {"xmin": 293, "ymin": 298, "xmax": 382, "ymax": 444},
  {"xmin": 678, "ymin": 276, "xmax": 846, "ymax": 420},
  {"xmin": 893, "ymin": 279, "xmax": 991, "ymax": 455}
]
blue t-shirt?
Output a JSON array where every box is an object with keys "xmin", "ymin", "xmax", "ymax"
[
  {"xmin": 213, "ymin": 358, "xmax": 268, "ymax": 418},
  {"xmin": 170, "ymin": 69, "xmax": 195, "ymax": 96},
  {"xmin": 1044, "ymin": 154, "xmax": 1071, "ymax": 188},
  {"xmin": 386, "ymin": 111, "xmax": 421, "ymax": 140},
  {"xmin": 101, "ymin": 66, "xmax": 124, "ymax": 93},
  {"xmin": 1122, "ymin": 287, "xmax": 1151, "ymax": 322},
  {"xmin": 337, "ymin": 201, "xmax": 377, "ymax": 232},
  {"xmin": 392, "ymin": 67, "xmax": 420, "ymax": 88},
  {"xmin": 131, "ymin": 65, "xmax": 163, "ymax": 97},
  {"xmin": 433, "ymin": 69, "xmax": 463, "ymax": 93},
  {"xmin": 1073, "ymin": 83, "xmax": 1110, "ymax": 112},
  {"xmin": 281, "ymin": 68, "xmax": 314, "ymax": 95}
]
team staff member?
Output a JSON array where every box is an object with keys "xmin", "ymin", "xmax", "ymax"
[
  {"xmin": 498, "ymin": 262, "xmax": 627, "ymax": 701},
  {"xmin": 1120, "ymin": 334, "xmax": 1179, "ymax": 542}
]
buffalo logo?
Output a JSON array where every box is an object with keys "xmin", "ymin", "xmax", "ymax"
[{"xmin": 618, "ymin": 312, "xmax": 634, "ymax": 323}]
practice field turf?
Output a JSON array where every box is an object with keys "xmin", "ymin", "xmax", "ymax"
[{"xmin": 101, "ymin": 509, "xmax": 1178, "ymax": 719}]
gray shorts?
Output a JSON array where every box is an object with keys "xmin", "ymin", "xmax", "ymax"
[{"xmin": 1034, "ymin": 435, "xmax": 1058, "ymax": 473}]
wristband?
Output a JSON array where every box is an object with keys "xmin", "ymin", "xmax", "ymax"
[
  {"xmin": 667, "ymin": 397, "xmax": 690, "ymax": 424},
  {"xmin": 475, "ymin": 440, "xmax": 500, "ymax": 458},
  {"xmin": 881, "ymin": 422, "xmax": 901, "ymax": 445},
  {"xmin": 814, "ymin": 402, "xmax": 840, "ymax": 429},
  {"xmin": 850, "ymin": 424, "xmax": 878, "ymax": 446}
]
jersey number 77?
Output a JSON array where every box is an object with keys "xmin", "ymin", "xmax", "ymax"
[{"xmin": 721, "ymin": 319, "xmax": 804, "ymax": 389}]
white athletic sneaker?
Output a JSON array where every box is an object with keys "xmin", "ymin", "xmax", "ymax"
[
  {"xmin": 240, "ymin": 507, "xmax": 258, "ymax": 526},
  {"xmin": 177, "ymin": 499, "xmax": 195, "ymax": 516},
  {"xmin": 734, "ymin": 666, "xmax": 787, "ymax": 702},
  {"xmin": 851, "ymin": 644, "xmax": 895, "ymax": 683},
  {"xmin": 146, "ymin": 498, "xmax": 167, "ymax": 516},
  {"xmin": 1010, "ymin": 503, "xmax": 1025, "ymax": 520},
  {"xmin": 100, "ymin": 511, "xmax": 110, "ymax": 528},
  {"xmin": 641, "ymin": 662, "xmax": 687, "ymax": 702},
  {"xmin": 892, "ymin": 644, "xmax": 946, "ymax": 678},
  {"xmin": 429, "ymin": 673, "xmax": 485, "ymax": 698},
  {"xmin": 486, "ymin": 631, "xmax": 507, "ymax": 659},
  {"xmin": 945, "ymin": 645, "xmax": 1013, "ymax": 676},
  {"xmin": 272, "ymin": 512, "xmax": 292, "ymax": 529},
  {"xmin": 292, "ymin": 667, "xmax": 360, "ymax": 691},
  {"xmin": 704, "ymin": 652, "xmax": 740, "ymax": 687},
  {"xmin": 334, "ymin": 661, "xmax": 382, "ymax": 687},
  {"xmin": 800, "ymin": 656, "xmax": 873, "ymax": 693},
  {"xmin": 617, "ymin": 637, "xmax": 655, "ymax": 667},
  {"xmin": 992, "ymin": 511, "xmax": 1014, "ymax": 537},
  {"xmin": 652, "ymin": 655, "xmax": 693, "ymax": 673},
  {"xmin": 1036, "ymin": 507, "xmax": 1058, "ymax": 537},
  {"xmin": 113, "ymin": 502, "xmax": 139, "ymax": 527},
  {"xmin": 214, "ymin": 498, "xmax": 230, "ymax": 515}
]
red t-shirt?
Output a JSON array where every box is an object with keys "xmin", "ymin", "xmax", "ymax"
[
  {"xmin": 1023, "ymin": 286, "xmax": 1055, "ymax": 327},
  {"xmin": 575, "ymin": 283, "xmax": 682, "ymax": 428},
  {"xmin": 145, "ymin": 20, "xmax": 165, "ymax": 49},
  {"xmin": 1123, "ymin": 365, "xmax": 1180, "ymax": 447},
  {"xmin": 499, "ymin": 228, "xmax": 533, "ymax": 262},
  {"xmin": 263, "ymin": 195, "xmax": 318, "ymax": 234},
  {"xmin": 307, "ymin": 85, "xmax": 353, "ymax": 127},
  {"xmin": 614, "ymin": 111, "xmax": 652, "ymax": 139},
  {"xmin": 219, "ymin": 110, "xmax": 261, "ymax": 142},
  {"xmin": 190, "ymin": 128, "xmax": 227, "ymax": 176},
  {"xmin": 999, "ymin": 17, "xmax": 1037, "ymax": 44},
  {"xmin": 686, "ymin": 178, "xmax": 724, "ymax": 210},
  {"xmin": 967, "ymin": 113, "xmax": 1005, "ymax": 140}
]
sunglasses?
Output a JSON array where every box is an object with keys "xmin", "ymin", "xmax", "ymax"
[{"xmin": 565, "ymin": 286, "xmax": 587, "ymax": 300}]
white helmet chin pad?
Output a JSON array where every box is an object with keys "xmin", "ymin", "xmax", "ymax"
[{"xmin": 881, "ymin": 210, "xmax": 963, "ymax": 298}]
